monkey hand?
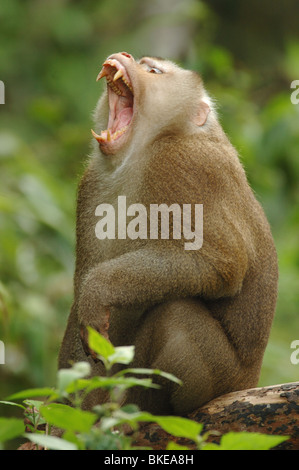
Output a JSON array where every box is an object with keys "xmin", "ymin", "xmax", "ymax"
[{"xmin": 78, "ymin": 302, "xmax": 111, "ymax": 360}]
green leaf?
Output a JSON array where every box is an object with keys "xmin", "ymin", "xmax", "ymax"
[
  {"xmin": 0, "ymin": 400, "xmax": 26, "ymax": 410},
  {"xmin": 87, "ymin": 327, "xmax": 115, "ymax": 359},
  {"xmin": 62, "ymin": 430, "xmax": 86, "ymax": 450},
  {"xmin": 0, "ymin": 418, "xmax": 24, "ymax": 442},
  {"xmin": 97, "ymin": 410, "xmax": 151, "ymax": 432},
  {"xmin": 86, "ymin": 376, "xmax": 160, "ymax": 393},
  {"xmin": 119, "ymin": 404, "xmax": 140, "ymax": 414},
  {"xmin": 6, "ymin": 387, "xmax": 57, "ymax": 401},
  {"xmin": 23, "ymin": 399, "xmax": 45, "ymax": 410},
  {"xmin": 153, "ymin": 416, "xmax": 203, "ymax": 441},
  {"xmin": 66, "ymin": 376, "xmax": 155, "ymax": 394},
  {"xmin": 217, "ymin": 432, "xmax": 289, "ymax": 450},
  {"xmin": 65, "ymin": 375, "xmax": 160, "ymax": 397},
  {"xmin": 57, "ymin": 361, "xmax": 91, "ymax": 394},
  {"xmin": 107, "ymin": 345, "xmax": 135, "ymax": 366},
  {"xmin": 72, "ymin": 361, "xmax": 92, "ymax": 375},
  {"xmin": 24, "ymin": 433, "xmax": 78, "ymax": 450},
  {"xmin": 64, "ymin": 377, "xmax": 95, "ymax": 394},
  {"xmin": 40, "ymin": 403, "xmax": 97, "ymax": 433},
  {"xmin": 111, "ymin": 377, "xmax": 159, "ymax": 390},
  {"xmin": 166, "ymin": 441, "xmax": 191, "ymax": 450},
  {"xmin": 100, "ymin": 416, "xmax": 121, "ymax": 431},
  {"xmin": 103, "ymin": 411, "xmax": 202, "ymax": 443},
  {"xmin": 116, "ymin": 367, "xmax": 182, "ymax": 385},
  {"xmin": 24, "ymin": 400, "xmax": 47, "ymax": 427},
  {"xmin": 202, "ymin": 442, "xmax": 221, "ymax": 450}
]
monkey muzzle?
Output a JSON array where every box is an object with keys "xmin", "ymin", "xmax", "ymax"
[{"xmin": 91, "ymin": 53, "xmax": 134, "ymax": 148}]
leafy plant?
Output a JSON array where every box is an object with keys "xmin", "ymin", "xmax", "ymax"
[{"xmin": 0, "ymin": 329, "xmax": 289, "ymax": 450}]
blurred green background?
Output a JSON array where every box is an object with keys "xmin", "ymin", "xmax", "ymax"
[{"xmin": 0, "ymin": 0, "xmax": 299, "ymax": 402}]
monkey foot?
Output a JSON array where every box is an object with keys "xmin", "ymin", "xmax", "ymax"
[{"xmin": 80, "ymin": 309, "xmax": 110, "ymax": 361}]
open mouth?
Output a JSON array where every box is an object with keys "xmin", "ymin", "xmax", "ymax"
[{"xmin": 91, "ymin": 58, "xmax": 134, "ymax": 147}]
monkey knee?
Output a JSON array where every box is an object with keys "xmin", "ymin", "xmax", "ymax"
[{"xmin": 151, "ymin": 346, "xmax": 214, "ymax": 414}]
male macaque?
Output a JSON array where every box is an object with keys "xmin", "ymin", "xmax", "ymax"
[{"xmin": 58, "ymin": 52, "xmax": 278, "ymax": 415}]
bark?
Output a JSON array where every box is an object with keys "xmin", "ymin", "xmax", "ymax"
[{"xmin": 134, "ymin": 382, "xmax": 299, "ymax": 450}]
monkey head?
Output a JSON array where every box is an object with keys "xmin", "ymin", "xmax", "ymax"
[{"xmin": 92, "ymin": 52, "xmax": 212, "ymax": 157}]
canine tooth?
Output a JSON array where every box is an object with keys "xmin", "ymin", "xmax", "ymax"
[
  {"xmin": 91, "ymin": 129, "xmax": 104, "ymax": 142},
  {"xmin": 96, "ymin": 68, "xmax": 107, "ymax": 81},
  {"xmin": 113, "ymin": 69, "xmax": 123, "ymax": 81}
]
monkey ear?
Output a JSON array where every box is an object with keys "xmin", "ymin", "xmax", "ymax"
[{"xmin": 193, "ymin": 101, "xmax": 210, "ymax": 127}]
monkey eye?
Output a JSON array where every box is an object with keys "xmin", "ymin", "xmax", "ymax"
[
  {"xmin": 139, "ymin": 59, "xmax": 164, "ymax": 74},
  {"xmin": 142, "ymin": 63, "xmax": 163, "ymax": 74},
  {"xmin": 148, "ymin": 66, "xmax": 163, "ymax": 74}
]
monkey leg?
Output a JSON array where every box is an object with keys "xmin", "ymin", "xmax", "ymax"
[
  {"xmin": 126, "ymin": 298, "xmax": 253, "ymax": 416},
  {"xmin": 58, "ymin": 304, "xmax": 110, "ymax": 409}
]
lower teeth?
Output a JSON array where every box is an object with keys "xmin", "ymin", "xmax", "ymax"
[
  {"xmin": 112, "ymin": 126, "xmax": 128, "ymax": 139},
  {"xmin": 91, "ymin": 126, "xmax": 129, "ymax": 143},
  {"xmin": 105, "ymin": 126, "xmax": 128, "ymax": 141}
]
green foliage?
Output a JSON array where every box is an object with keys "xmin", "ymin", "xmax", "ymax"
[
  {"xmin": 202, "ymin": 432, "xmax": 288, "ymax": 451},
  {"xmin": 0, "ymin": 330, "xmax": 289, "ymax": 450},
  {"xmin": 0, "ymin": 417, "xmax": 24, "ymax": 443}
]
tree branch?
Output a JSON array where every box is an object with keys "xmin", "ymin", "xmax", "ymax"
[{"xmin": 134, "ymin": 382, "xmax": 299, "ymax": 450}]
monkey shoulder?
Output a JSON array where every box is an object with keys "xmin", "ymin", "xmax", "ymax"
[{"xmin": 144, "ymin": 133, "xmax": 248, "ymax": 200}]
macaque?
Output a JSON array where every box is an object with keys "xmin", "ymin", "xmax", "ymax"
[{"xmin": 58, "ymin": 52, "xmax": 278, "ymax": 415}]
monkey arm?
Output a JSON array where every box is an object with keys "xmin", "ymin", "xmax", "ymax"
[{"xmin": 77, "ymin": 241, "xmax": 248, "ymax": 330}]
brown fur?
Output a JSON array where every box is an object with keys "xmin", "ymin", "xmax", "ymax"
[{"xmin": 58, "ymin": 54, "xmax": 278, "ymax": 415}]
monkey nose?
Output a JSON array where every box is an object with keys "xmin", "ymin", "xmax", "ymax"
[{"xmin": 120, "ymin": 52, "xmax": 133, "ymax": 60}]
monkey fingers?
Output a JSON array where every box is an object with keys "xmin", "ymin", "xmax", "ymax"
[{"xmin": 79, "ymin": 308, "xmax": 111, "ymax": 361}]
